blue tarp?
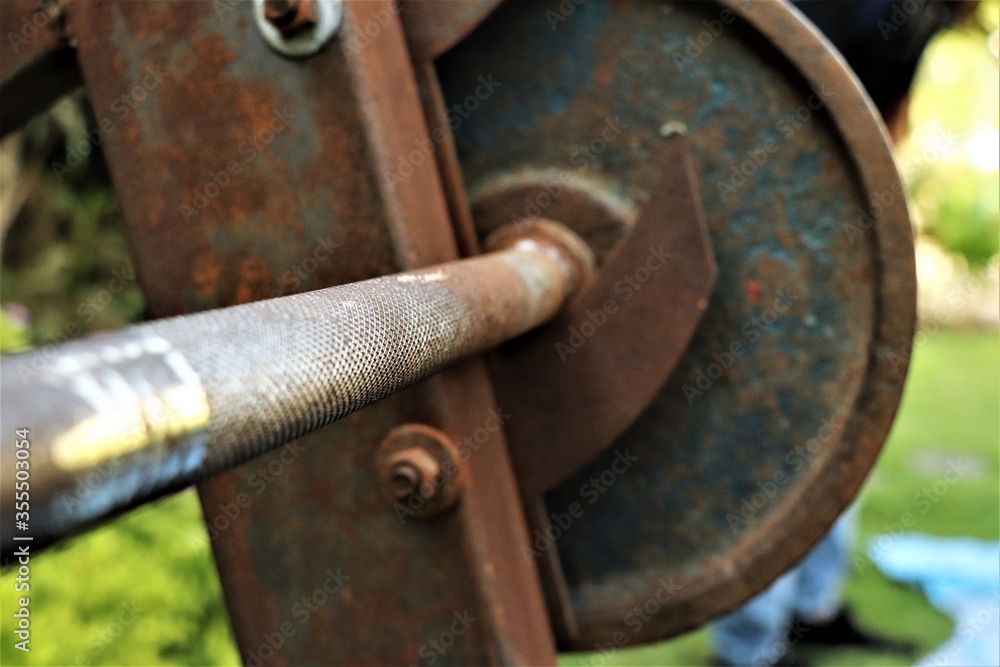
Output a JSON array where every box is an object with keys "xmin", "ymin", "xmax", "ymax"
[{"xmin": 868, "ymin": 533, "xmax": 1000, "ymax": 667}]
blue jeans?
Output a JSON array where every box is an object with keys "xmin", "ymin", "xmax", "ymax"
[{"xmin": 711, "ymin": 512, "xmax": 855, "ymax": 666}]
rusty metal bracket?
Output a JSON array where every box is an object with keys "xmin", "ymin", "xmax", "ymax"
[
  {"xmin": 60, "ymin": 0, "xmax": 556, "ymax": 663},
  {"xmin": 493, "ymin": 135, "xmax": 716, "ymax": 500}
]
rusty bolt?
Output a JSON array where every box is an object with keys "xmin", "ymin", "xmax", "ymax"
[
  {"xmin": 376, "ymin": 425, "xmax": 466, "ymax": 519},
  {"xmin": 388, "ymin": 449, "xmax": 441, "ymax": 501},
  {"xmin": 264, "ymin": 0, "xmax": 317, "ymax": 36}
]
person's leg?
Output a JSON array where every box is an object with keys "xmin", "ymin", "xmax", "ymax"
[
  {"xmin": 791, "ymin": 508, "xmax": 915, "ymax": 653},
  {"xmin": 712, "ymin": 570, "xmax": 800, "ymax": 666},
  {"xmin": 794, "ymin": 510, "xmax": 855, "ymax": 623}
]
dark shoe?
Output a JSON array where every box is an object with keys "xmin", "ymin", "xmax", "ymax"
[
  {"xmin": 709, "ymin": 651, "xmax": 811, "ymax": 667},
  {"xmin": 774, "ymin": 653, "xmax": 811, "ymax": 667},
  {"xmin": 790, "ymin": 609, "xmax": 917, "ymax": 654}
]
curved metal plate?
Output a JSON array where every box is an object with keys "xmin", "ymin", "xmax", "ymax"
[
  {"xmin": 437, "ymin": 0, "xmax": 915, "ymax": 648},
  {"xmin": 399, "ymin": 0, "xmax": 504, "ymax": 61}
]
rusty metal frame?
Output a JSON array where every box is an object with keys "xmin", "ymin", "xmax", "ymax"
[{"xmin": 59, "ymin": 0, "xmax": 556, "ymax": 663}]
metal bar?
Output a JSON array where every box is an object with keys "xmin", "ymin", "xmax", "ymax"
[{"xmin": 0, "ymin": 222, "xmax": 591, "ymax": 561}]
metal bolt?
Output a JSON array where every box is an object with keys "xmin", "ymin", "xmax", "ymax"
[
  {"xmin": 376, "ymin": 425, "xmax": 466, "ymax": 518},
  {"xmin": 389, "ymin": 463, "xmax": 420, "ymax": 500},
  {"xmin": 659, "ymin": 121, "xmax": 688, "ymax": 138},
  {"xmin": 255, "ymin": 0, "xmax": 341, "ymax": 58},
  {"xmin": 264, "ymin": 0, "xmax": 317, "ymax": 36},
  {"xmin": 388, "ymin": 449, "xmax": 441, "ymax": 501}
]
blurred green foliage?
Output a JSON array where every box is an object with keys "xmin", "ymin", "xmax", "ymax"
[
  {"xmin": 0, "ymin": 492, "xmax": 239, "ymax": 665},
  {"xmin": 0, "ymin": 179, "xmax": 144, "ymax": 347},
  {"xmin": 0, "ymin": 98, "xmax": 144, "ymax": 351},
  {"xmin": 0, "ymin": 309, "xmax": 30, "ymax": 352},
  {"xmin": 912, "ymin": 163, "xmax": 999, "ymax": 267},
  {"xmin": 904, "ymin": 0, "xmax": 1000, "ymax": 267}
]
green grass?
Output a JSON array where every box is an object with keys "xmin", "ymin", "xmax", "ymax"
[
  {"xmin": 563, "ymin": 329, "xmax": 999, "ymax": 667},
  {"xmin": 0, "ymin": 494, "xmax": 239, "ymax": 666}
]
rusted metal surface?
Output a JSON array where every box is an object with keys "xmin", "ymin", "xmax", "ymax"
[
  {"xmin": 467, "ymin": 135, "xmax": 717, "ymax": 643},
  {"xmin": 486, "ymin": 135, "xmax": 716, "ymax": 499},
  {"xmin": 436, "ymin": 0, "xmax": 914, "ymax": 648},
  {"xmin": 485, "ymin": 217, "xmax": 595, "ymax": 294},
  {"xmin": 68, "ymin": 0, "xmax": 556, "ymax": 664},
  {"xmin": 0, "ymin": 0, "xmax": 81, "ymax": 135},
  {"xmin": 0, "ymin": 231, "xmax": 591, "ymax": 561},
  {"xmin": 411, "ymin": 59, "xmax": 483, "ymax": 258},
  {"xmin": 400, "ymin": 0, "xmax": 507, "ymax": 260},
  {"xmin": 399, "ymin": 0, "xmax": 503, "ymax": 63}
]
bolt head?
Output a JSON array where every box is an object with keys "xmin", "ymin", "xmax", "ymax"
[
  {"xmin": 264, "ymin": 0, "xmax": 318, "ymax": 35},
  {"xmin": 376, "ymin": 425, "xmax": 466, "ymax": 519},
  {"xmin": 389, "ymin": 462, "xmax": 421, "ymax": 501},
  {"xmin": 388, "ymin": 450, "xmax": 441, "ymax": 501},
  {"xmin": 264, "ymin": 0, "xmax": 294, "ymax": 22}
]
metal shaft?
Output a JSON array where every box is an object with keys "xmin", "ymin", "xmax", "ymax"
[{"xmin": 0, "ymin": 222, "xmax": 592, "ymax": 560}]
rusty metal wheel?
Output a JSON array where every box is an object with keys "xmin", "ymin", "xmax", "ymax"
[{"xmin": 437, "ymin": 0, "xmax": 915, "ymax": 648}]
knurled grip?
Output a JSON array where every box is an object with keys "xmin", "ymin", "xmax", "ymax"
[{"xmin": 0, "ymin": 223, "xmax": 593, "ymax": 560}]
